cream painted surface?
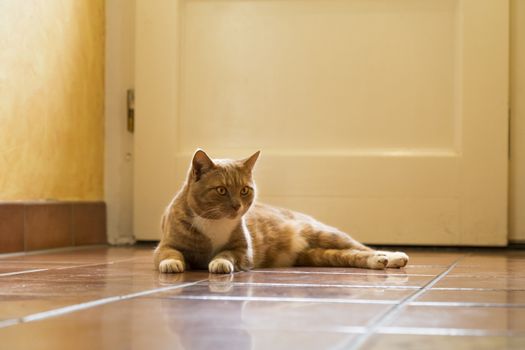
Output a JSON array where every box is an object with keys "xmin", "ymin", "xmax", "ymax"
[
  {"xmin": 135, "ymin": 0, "xmax": 508, "ymax": 246},
  {"xmin": 510, "ymin": 0, "xmax": 525, "ymax": 242},
  {"xmin": 180, "ymin": 1, "xmax": 458, "ymax": 153},
  {"xmin": 105, "ymin": 0, "xmax": 135, "ymax": 244},
  {"xmin": 0, "ymin": 1, "xmax": 104, "ymax": 201},
  {"xmin": 134, "ymin": 0, "xmax": 180, "ymax": 239}
]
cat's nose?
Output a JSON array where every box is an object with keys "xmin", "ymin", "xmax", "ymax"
[{"xmin": 232, "ymin": 203, "xmax": 241, "ymax": 211}]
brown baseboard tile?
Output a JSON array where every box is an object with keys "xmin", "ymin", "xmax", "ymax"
[
  {"xmin": 25, "ymin": 203, "xmax": 72, "ymax": 251},
  {"xmin": 72, "ymin": 203, "xmax": 106, "ymax": 246},
  {"xmin": 0, "ymin": 204, "xmax": 25, "ymax": 253},
  {"xmin": 0, "ymin": 202, "xmax": 106, "ymax": 254}
]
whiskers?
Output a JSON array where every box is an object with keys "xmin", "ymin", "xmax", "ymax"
[
  {"xmin": 186, "ymin": 207, "xmax": 222, "ymax": 233},
  {"xmin": 195, "ymin": 207, "xmax": 227, "ymax": 220}
]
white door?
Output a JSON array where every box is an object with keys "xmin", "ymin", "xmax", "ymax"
[{"xmin": 134, "ymin": 0, "xmax": 509, "ymax": 246}]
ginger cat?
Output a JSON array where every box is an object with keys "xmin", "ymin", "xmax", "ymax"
[{"xmin": 154, "ymin": 150, "xmax": 408, "ymax": 274}]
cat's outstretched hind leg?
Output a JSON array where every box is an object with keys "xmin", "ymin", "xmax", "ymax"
[
  {"xmin": 295, "ymin": 248, "xmax": 390, "ymax": 269},
  {"xmin": 376, "ymin": 251, "xmax": 409, "ymax": 268}
]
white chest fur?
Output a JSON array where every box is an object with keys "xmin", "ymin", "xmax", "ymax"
[{"xmin": 192, "ymin": 216, "xmax": 240, "ymax": 254}]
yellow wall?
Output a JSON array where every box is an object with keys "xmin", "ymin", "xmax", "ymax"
[{"xmin": 0, "ymin": 1, "xmax": 104, "ymax": 201}]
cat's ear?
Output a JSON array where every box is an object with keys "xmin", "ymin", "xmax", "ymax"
[
  {"xmin": 242, "ymin": 151, "xmax": 260, "ymax": 171},
  {"xmin": 192, "ymin": 149, "xmax": 215, "ymax": 181}
]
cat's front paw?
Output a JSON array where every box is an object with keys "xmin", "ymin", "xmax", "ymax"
[
  {"xmin": 209, "ymin": 258, "xmax": 234, "ymax": 274},
  {"xmin": 159, "ymin": 258, "xmax": 185, "ymax": 273}
]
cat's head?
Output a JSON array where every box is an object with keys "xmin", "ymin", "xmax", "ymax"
[{"xmin": 186, "ymin": 149, "xmax": 260, "ymax": 220}]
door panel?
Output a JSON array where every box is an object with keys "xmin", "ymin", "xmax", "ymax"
[
  {"xmin": 134, "ymin": 0, "xmax": 508, "ymax": 245},
  {"xmin": 180, "ymin": 0, "xmax": 459, "ymax": 153}
]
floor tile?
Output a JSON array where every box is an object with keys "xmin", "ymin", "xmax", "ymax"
[
  {"xmin": 458, "ymin": 251, "xmax": 525, "ymax": 264},
  {"xmin": 154, "ymin": 282, "xmax": 414, "ymax": 302},
  {"xmin": 362, "ymin": 334, "xmax": 525, "ymax": 350},
  {"xmin": 433, "ymin": 276, "xmax": 525, "ymax": 290},
  {"xmin": 0, "ymin": 267, "xmax": 207, "ymax": 296},
  {"xmin": 382, "ymin": 305, "xmax": 525, "ymax": 333},
  {"xmin": 395, "ymin": 251, "xmax": 466, "ymax": 266},
  {"xmin": 448, "ymin": 266, "xmax": 525, "ymax": 277},
  {"xmin": 0, "ymin": 266, "xmax": 47, "ymax": 275},
  {"xmin": 415, "ymin": 289, "xmax": 525, "ymax": 305},
  {"xmin": 239, "ymin": 330, "xmax": 357, "ymax": 350},
  {"xmin": 0, "ymin": 298, "xmax": 379, "ymax": 350},
  {"xmin": 0, "ymin": 246, "xmax": 153, "ymax": 263},
  {"xmin": 230, "ymin": 271, "xmax": 431, "ymax": 287},
  {"xmin": 0, "ymin": 261, "xmax": 91, "ymax": 275},
  {"xmin": 0, "ymin": 258, "xmax": 208, "ymax": 320},
  {"xmin": 450, "ymin": 253, "xmax": 525, "ymax": 278},
  {"xmin": 1, "ymin": 246, "xmax": 524, "ymax": 349},
  {"xmin": 253, "ymin": 266, "xmax": 446, "ymax": 276},
  {"xmin": 0, "ymin": 295, "xmax": 84, "ymax": 321}
]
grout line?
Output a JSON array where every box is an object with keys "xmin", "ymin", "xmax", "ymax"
[
  {"xmin": 341, "ymin": 254, "xmax": 468, "ymax": 350},
  {"xmin": 0, "ymin": 257, "xmax": 140, "ymax": 278},
  {"xmin": 164, "ymin": 295, "xmax": 398, "ymax": 305},
  {"xmin": 409, "ymin": 301, "xmax": 525, "ymax": 308},
  {"xmin": 314, "ymin": 326, "xmax": 367, "ymax": 334},
  {"xmin": 227, "ymin": 282, "xmax": 421, "ymax": 289},
  {"xmin": 0, "ymin": 269, "xmax": 48, "ymax": 277},
  {"xmin": 397, "ymin": 265, "xmax": 451, "ymax": 268},
  {"xmin": 218, "ymin": 325, "xmax": 367, "ymax": 334},
  {"xmin": 443, "ymin": 274, "xmax": 525, "ymax": 278},
  {"xmin": 433, "ymin": 287, "xmax": 525, "ymax": 291},
  {"xmin": 0, "ymin": 279, "xmax": 208, "ymax": 329},
  {"xmin": 202, "ymin": 279, "xmax": 525, "ymax": 292},
  {"xmin": 250, "ymin": 270, "xmax": 435, "ymax": 277},
  {"xmin": 0, "ymin": 258, "xmax": 117, "ymax": 264},
  {"xmin": 377, "ymin": 327, "xmax": 523, "ymax": 337},
  {"xmin": 0, "ymin": 245, "xmax": 108, "ymax": 259},
  {"xmin": 54, "ymin": 258, "xmax": 137, "ymax": 270}
]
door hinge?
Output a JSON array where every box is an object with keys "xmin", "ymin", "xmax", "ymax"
[{"xmin": 127, "ymin": 89, "xmax": 135, "ymax": 133}]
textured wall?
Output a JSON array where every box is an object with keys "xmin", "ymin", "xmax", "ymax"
[{"xmin": 0, "ymin": 1, "xmax": 104, "ymax": 201}]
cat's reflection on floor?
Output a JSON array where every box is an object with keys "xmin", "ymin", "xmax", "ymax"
[
  {"xmin": 158, "ymin": 273, "xmax": 250, "ymax": 350},
  {"xmin": 157, "ymin": 270, "xmax": 409, "ymax": 349}
]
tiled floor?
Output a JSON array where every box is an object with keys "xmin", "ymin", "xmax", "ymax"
[{"xmin": 0, "ymin": 246, "xmax": 524, "ymax": 349}]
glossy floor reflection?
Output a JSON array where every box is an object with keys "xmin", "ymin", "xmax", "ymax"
[{"xmin": 0, "ymin": 246, "xmax": 524, "ymax": 349}]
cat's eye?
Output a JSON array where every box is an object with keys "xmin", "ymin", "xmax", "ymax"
[
  {"xmin": 240, "ymin": 186, "xmax": 250, "ymax": 196},
  {"xmin": 216, "ymin": 186, "xmax": 227, "ymax": 195}
]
